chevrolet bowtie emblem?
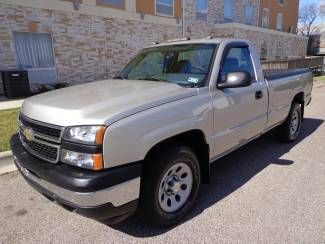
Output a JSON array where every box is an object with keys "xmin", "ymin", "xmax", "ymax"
[{"xmin": 23, "ymin": 127, "xmax": 35, "ymax": 141}]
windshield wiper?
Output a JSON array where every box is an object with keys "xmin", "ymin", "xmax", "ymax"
[
  {"xmin": 113, "ymin": 75, "xmax": 125, "ymax": 80},
  {"xmin": 135, "ymin": 77, "xmax": 167, "ymax": 82},
  {"xmin": 176, "ymin": 83, "xmax": 198, "ymax": 88}
]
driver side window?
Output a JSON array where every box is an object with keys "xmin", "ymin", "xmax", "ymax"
[{"xmin": 220, "ymin": 46, "xmax": 255, "ymax": 80}]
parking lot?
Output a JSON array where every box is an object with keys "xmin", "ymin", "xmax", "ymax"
[{"xmin": 0, "ymin": 86, "xmax": 324, "ymax": 244}]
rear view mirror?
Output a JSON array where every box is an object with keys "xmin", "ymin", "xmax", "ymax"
[{"xmin": 217, "ymin": 71, "xmax": 252, "ymax": 89}]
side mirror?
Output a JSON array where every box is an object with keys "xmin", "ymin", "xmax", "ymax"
[{"xmin": 217, "ymin": 71, "xmax": 252, "ymax": 89}]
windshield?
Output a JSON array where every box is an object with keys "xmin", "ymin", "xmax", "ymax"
[{"xmin": 117, "ymin": 44, "xmax": 217, "ymax": 87}]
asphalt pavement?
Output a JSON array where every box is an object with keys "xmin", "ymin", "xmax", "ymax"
[{"xmin": 0, "ymin": 86, "xmax": 324, "ymax": 244}]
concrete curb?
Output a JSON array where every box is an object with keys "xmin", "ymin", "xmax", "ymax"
[
  {"xmin": 314, "ymin": 82, "xmax": 325, "ymax": 89},
  {"xmin": 0, "ymin": 99, "xmax": 24, "ymax": 110},
  {"xmin": 0, "ymin": 151, "xmax": 16, "ymax": 175}
]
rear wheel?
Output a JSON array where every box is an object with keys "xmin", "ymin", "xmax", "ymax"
[
  {"xmin": 277, "ymin": 102, "xmax": 302, "ymax": 142},
  {"xmin": 138, "ymin": 146, "xmax": 201, "ymax": 227}
]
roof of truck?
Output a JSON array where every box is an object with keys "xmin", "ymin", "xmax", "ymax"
[{"xmin": 147, "ymin": 37, "xmax": 246, "ymax": 48}]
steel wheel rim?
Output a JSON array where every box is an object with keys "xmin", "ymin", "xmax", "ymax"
[
  {"xmin": 290, "ymin": 109, "xmax": 299, "ymax": 136},
  {"xmin": 158, "ymin": 162, "xmax": 193, "ymax": 213}
]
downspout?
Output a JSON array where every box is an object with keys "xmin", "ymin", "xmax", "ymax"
[
  {"xmin": 182, "ymin": 0, "xmax": 186, "ymax": 37},
  {"xmin": 257, "ymin": 0, "xmax": 260, "ymax": 27}
]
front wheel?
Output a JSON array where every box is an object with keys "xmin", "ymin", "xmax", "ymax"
[
  {"xmin": 277, "ymin": 102, "xmax": 302, "ymax": 142},
  {"xmin": 138, "ymin": 146, "xmax": 201, "ymax": 227}
]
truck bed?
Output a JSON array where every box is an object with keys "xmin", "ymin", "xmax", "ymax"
[{"xmin": 263, "ymin": 69, "xmax": 310, "ymax": 81}]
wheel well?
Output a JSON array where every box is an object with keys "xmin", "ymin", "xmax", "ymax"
[
  {"xmin": 292, "ymin": 92, "xmax": 305, "ymax": 121},
  {"xmin": 145, "ymin": 130, "xmax": 210, "ymax": 184}
]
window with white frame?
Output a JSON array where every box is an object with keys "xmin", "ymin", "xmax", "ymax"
[
  {"xmin": 13, "ymin": 32, "xmax": 55, "ymax": 69},
  {"xmin": 262, "ymin": 8, "xmax": 270, "ymax": 28},
  {"xmin": 224, "ymin": 0, "xmax": 233, "ymax": 22},
  {"xmin": 245, "ymin": 3, "xmax": 254, "ymax": 25},
  {"xmin": 196, "ymin": 0, "xmax": 208, "ymax": 21},
  {"xmin": 277, "ymin": 0, "xmax": 284, "ymax": 5},
  {"xmin": 156, "ymin": 0, "xmax": 174, "ymax": 17},
  {"xmin": 276, "ymin": 13, "xmax": 283, "ymax": 31}
]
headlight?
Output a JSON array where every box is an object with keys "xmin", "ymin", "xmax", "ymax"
[
  {"xmin": 61, "ymin": 149, "xmax": 103, "ymax": 170},
  {"xmin": 64, "ymin": 126, "xmax": 106, "ymax": 145}
]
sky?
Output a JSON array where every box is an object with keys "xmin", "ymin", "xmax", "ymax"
[
  {"xmin": 300, "ymin": 0, "xmax": 325, "ymax": 26},
  {"xmin": 300, "ymin": 0, "xmax": 324, "ymax": 7}
]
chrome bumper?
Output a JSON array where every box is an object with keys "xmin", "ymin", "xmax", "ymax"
[{"xmin": 14, "ymin": 156, "xmax": 140, "ymax": 208}]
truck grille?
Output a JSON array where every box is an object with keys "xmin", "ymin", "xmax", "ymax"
[
  {"xmin": 19, "ymin": 114, "xmax": 62, "ymax": 142},
  {"xmin": 18, "ymin": 113, "xmax": 63, "ymax": 163},
  {"xmin": 20, "ymin": 134, "xmax": 59, "ymax": 162}
]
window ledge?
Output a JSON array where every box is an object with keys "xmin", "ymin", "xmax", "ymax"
[{"xmin": 156, "ymin": 13, "xmax": 174, "ymax": 19}]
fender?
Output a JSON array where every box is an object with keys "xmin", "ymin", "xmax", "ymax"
[{"xmin": 102, "ymin": 90, "xmax": 213, "ymax": 168}]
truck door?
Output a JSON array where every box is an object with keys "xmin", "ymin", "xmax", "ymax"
[{"xmin": 212, "ymin": 43, "xmax": 268, "ymax": 157}]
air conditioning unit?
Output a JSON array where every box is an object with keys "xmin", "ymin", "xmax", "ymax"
[{"xmin": 1, "ymin": 69, "xmax": 31, "ymax": 98}]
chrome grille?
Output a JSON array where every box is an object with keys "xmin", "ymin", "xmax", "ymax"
[
  {"xmin": 19, "ymin": 114, "xmax": 62, "ymax": 143},
  {"xmin": 18, "ymin": 113, "xmax": 63, "ymax": 163}
]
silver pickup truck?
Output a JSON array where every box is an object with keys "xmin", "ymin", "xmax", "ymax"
[{"xmin": 11, "ymin": 38, "xmax": 313, "ymax": 227}]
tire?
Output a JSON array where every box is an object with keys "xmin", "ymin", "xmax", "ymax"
[
  {"xmin": 277, "ymin": 102, "xmax": 302, "ymax": 142},
  {"xmin": 138, "ymin": 145, "xmax": 201, "ymax": 227}
]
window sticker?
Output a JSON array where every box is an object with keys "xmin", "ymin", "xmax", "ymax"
[{"xmin": 188, "ymin": 77, "xmax": 199, "ymax": 83}]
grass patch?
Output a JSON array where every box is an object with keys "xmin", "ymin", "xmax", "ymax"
[
  {"xmin": 0, "ymin": 108, "xmax": 20, "ymax": 152},
  {"xmin": 314, "ymin": 75, "xmax": 325, "ymax": 82}
]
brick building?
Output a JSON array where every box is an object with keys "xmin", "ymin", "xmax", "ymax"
[
  {"xmin": 258, "ymin": 0, "xmax": 299, "ymax": 33},
  {"xmin": 0, "ymin": 0, "xmax": 308, "ymax": 90}
]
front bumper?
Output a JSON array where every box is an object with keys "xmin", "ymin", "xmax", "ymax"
[{"xmin": 10, "ymin": 134, "xmax": 141, "ymax": 222}]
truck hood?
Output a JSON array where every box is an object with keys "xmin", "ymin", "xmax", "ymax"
[{"xmin": 22, "ymin": 79, "xmax": 197, "ymax": 126}]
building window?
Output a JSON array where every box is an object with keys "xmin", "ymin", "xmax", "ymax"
[
  {"xmin": 224, "ymin": 0, "xmax": 233, "ymax": 22},
  {"xmin": 196, "ymin": 0, "xmax": 208, "ymax": 21},
  {"xmin": 261, "ymin": 8, "xmax": 270, "ymax": 28},
  {"xmin": 156, "ymin": 0, "xmax": 174, "ymax": 17},
  {"xmin": 96, "ymin": 0, "xmax": 124, "ymax": 9},
  {"xmin": 277, "ymin": 0, "xmax": 285, "ymax": 5},
  {"xmin": 196, "ymin": 0, "xmax": 207, "ymax": 13},
  {"xmin": 260, "ymin": 41, "xmax": 267, "ymax": 60},
  {"xmin": 245, "ymin": 4, "xmax": 254, "ymax": 25},
  {"xmin": 276, "ymin": 13, "xmax": 283, "ymax": 31},
  {"xmin": 13, "ymin": 32, "xmax": 55, "ymax": 69}
]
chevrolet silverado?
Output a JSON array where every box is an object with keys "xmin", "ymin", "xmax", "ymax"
[{"xmin": 11, "ymin": 38, "xmax": 313, "ymax": 227}]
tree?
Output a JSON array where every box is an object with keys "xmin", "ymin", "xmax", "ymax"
[{"xmin": 298, "ymin": 3, "xmax": 324, "ymax": 36}]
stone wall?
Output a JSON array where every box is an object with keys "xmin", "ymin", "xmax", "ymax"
[
  {"xmin": 0, "ymin": 3, "xmax": 180, "ymax": 88},
  {"xmin": 210, "ymin": 23, "xmax": 308, "ymax": 60}
]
